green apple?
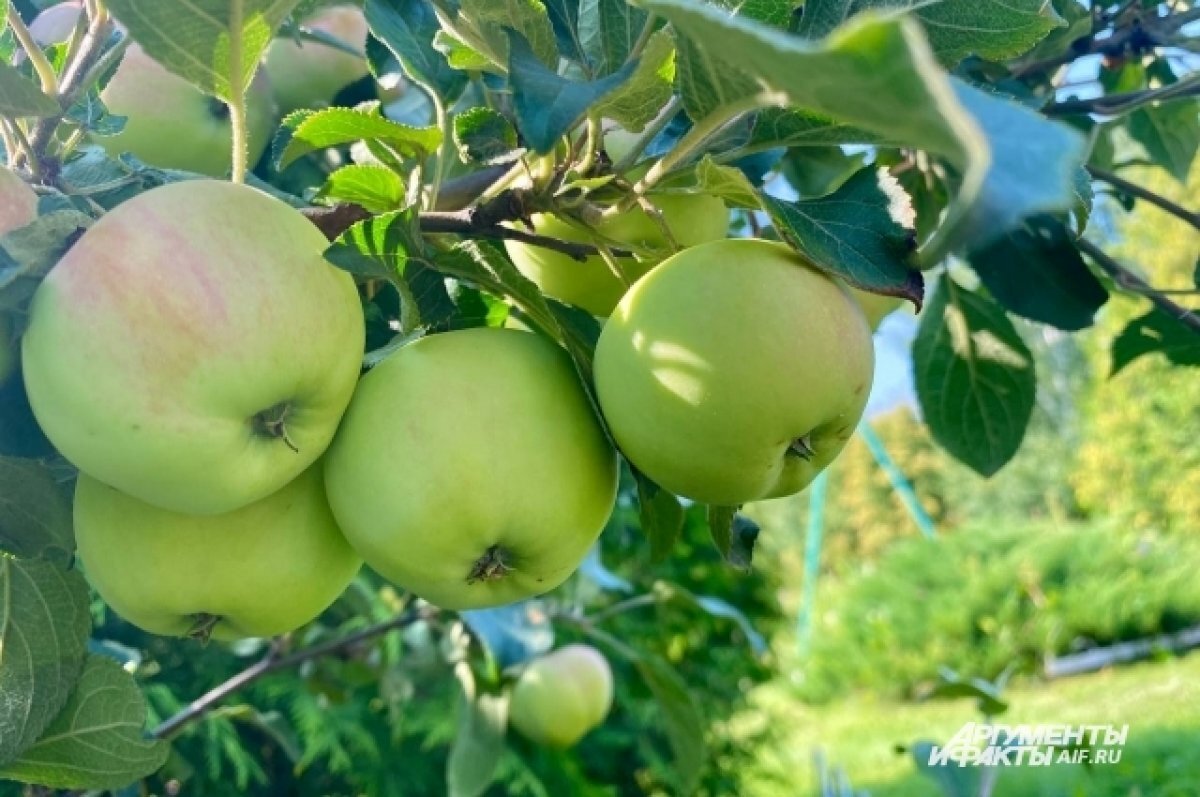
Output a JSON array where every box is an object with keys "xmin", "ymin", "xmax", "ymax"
[
  {"xmin": 504, "ymin": 192, "xmax": 728, "ymax": 316},
  {"xmin": 75, "ymin": 466, "xmax": 361, "ymax": 641},
  {"xmin": 22, "ymin": 179, "xmax": 364, "ymax": 514},
  {"xmin": 0, "ymin": 166, "xmax": 38, "ymax": 384},
  {"xmin": 98, "ymin": 43, "xmax": 276, "ymax": 177},
  {"xmin": 593, "ymin": 238, "xmax": 875, "ymax": 505},
  {"xmin": 850, "ymin": 287, "xmax": 904, "ymax": 332},
  {"xmin": 324, "ymin": 327, "xmax": 618, "ymax": 610},
  {"xmin": 509, "ymin": 644, "xmax": 613, "ymax": 748},
  {"xmin": 28, "ymin": 1, "xmax": 83, "ymax": 47},
  {"xmin": 266, "ymin": 4, "xmax": 369, "ymax": 113}
]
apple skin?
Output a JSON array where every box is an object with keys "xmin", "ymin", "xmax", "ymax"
[
  {"xmin": 504, "ymin": 193, "xmax": 728, "ymax": 317},
  {"xmin": 22, "ymin": 180, "xmax": 364, "ymax": 515},
  {"xmin": 850, "ymin": 287, "xmax": 904, "ymax": 332},
  {"xmin": 98, "ymin": 43, "xmax": 276, "ymax": 177},
  {"xmin": 0, "ymin": 166, "xmax": 38, "ymax": 385},
  {"xmin": 509, "ymin": 644, "xmax": 614, "ymax": 748},
  {"xmin": 593, "ymin": 238, "xmax": 875, "ymax": 505},
  {"xmin": 324, "ymin": 327, "xmax": 618, "ymax": 610},
  {"xmin": 74, "ymin": 466, "xmax": 361, "ymax": 641},
  {"xmin": 266, "ymin": 4, "xmax": 369, "ymax": 113}
]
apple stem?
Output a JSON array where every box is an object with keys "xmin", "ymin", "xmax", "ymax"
[
  {"xmin": 188, "ymin": 613, "xmax": 221, "ymax": 644},
  {"xmin": 251, "ymin": 402, "xmax": 300, "ymax": 452},
  {"xmin": 788, "ymin": 435, "xmax": 816, "ymax": 461},
  {"xmin": 467, "ymin": 545, "xmax": 512, "ymax": 584}
]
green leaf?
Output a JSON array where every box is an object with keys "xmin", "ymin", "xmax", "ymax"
[
  {"xmin": 654, "ymin": 153, "xmax": 759, "ymax": 207},
  {"xmin": 1128, "ymin": 101, "xmax": 1200, "ymax": 184},
  {"xmin": 705, "ymin": 506, "xmax": 758, "ymax": 568},
  {"xmin": 1111, "ymin": 310, "xmax": 1200, "ymax": 376},
  {"xmin": 635, "ymin": 472, "xmax": 684, "ymax": 562},
  {"xmin": 594, "ymin": 28, "xmax": 675, "ymax": 133},
  {"xmin": 579, "ymin": 0, "xmax": 649, "ymax": 76},
  {"xmin": 764, "ymin": 167, "xmax": 922, "ymax": 304},
  {"xmin": 0, "ymin": 61, "xmax": 59, "ymax": 117},
  {"xmin": 909, "ymin": 741, "xmax": 984, "ymax": 797},
  {"xmin": 364, "ymin": 0, "xmax": 467, "ymax": 100},
  {"xmin": 673, "ymin": 28, "xmax": 760, "ymax": 122},
  {"xmin": 105, "ymin": 0, "xmax": 298, "ymax": 101},
  {"xmin": 913, "ymin": 276, "xmax": 1036, "ymax": 476},
  {"xmin": 641, "ymin": 1, "xmax": 1086, "ymax": 263},
  {"xmin": 432, "ymin": 30, "xmax": 494, "ymax": 71},
  {"xmin": 446, "ymin": 689, "xmax": 507, "ymax": 797},
  {"xmin": 507, "ymin": 30, "xmax": 637, "ymax": 153},
  {"xmin": 0, "ymin": 654, "xmax": 168, "ymax": 789},
  {"xmin": 317, "ymin": 164, "xmax": 406, "ymax": 213},
  {"xmin": 967, "ymin": 217, "xmax": 1107, "ymax": 331},
  {"xmin": 928, "ymin": 669, "xmax": 1009, "ymax": 716},
  {"xmin": 453, "ymin": 107, "xmax": 523, "ymax": 165},
  {"xmin": 439, "ymin": 0, "xmax": 560, "ymax": 71},
  {"xmin": 0, "ymin": 211, "xmax": 93, "ymax": 310},
  {"xmin": 273, "ymin": 106, "xmax": 441, "ymax": 170},
  {"xmin": 796, "ymin": 0, "xmax": 1064, "ymax": 65},
  {"xmin": 1017, "ymin": 0, "xmax": 1091, "ymax": 66},
  {"xmin": 633, "ymin": 655, "xmax": 705, "ymax": 793},
  {"xmin": 749, "ymin": 107, "xmax": 887, "ymax": 149},
  {"xmin": 779, "ymin": 146, "xmax": 868, "ymax": 198},
  {"xmin": 0, "ymin": 557, "xmax": 90, "ymax": 766},
  {"xmin": 0, "ymin": 456, "xmax": 74, "ymax": 565}
]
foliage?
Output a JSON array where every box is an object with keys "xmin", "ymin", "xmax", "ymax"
[{"xmin": 795, "ymin": 521, "xmax": 1200, "ymax": 702}]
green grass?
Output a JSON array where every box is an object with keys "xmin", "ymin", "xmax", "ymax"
[{"xmin": 730, "ymin": 653, "xmax": 1200, "ymax": 796}]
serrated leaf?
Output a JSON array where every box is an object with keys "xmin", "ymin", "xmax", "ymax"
[
  {"xmin": 0, "ymin": 557, "xmax": 90, "ymax": 766},
  {"xmin": 0, "ymin": 457, "xmax": 74, "ymax": 565},
  {"xmin": 654, "ymin": 153, "xmax": 759, "ymax": 207},
  {"xmin": 0, "ymin": 211, "xmax": 93, "ymax": 311},
  {"xmin": 432, "ymin": 29, "xmax": 494, "ymax": 71},
  {"xmin": 1111, "ymin": 310, "xmax": 1200, "ymax": 375},
  {"xmin": 967, "ymin": 216, "xmax": 1107, "ymax": 330},
  {"xmin": 273, "ymin": 106, "xmax": 441, "ymax": 170},
  {"xmin": 1128, "ymin": 101, "xmax": 1200, "ymax": 184},
  {"xmin": 507, "ymin": 30, "xmax": 637, "ymax": 153},
  {"xmin": 913, "ymin": 277, "xmax": 1036, "ymax": 476},
  {"xmin": 673, "ymin": 27, "xmax": 760, "ymax": 122},
  {"xmin": 634, "ymin": 655, "xmax": 705, "ymax": 793},
  {"xmin": 635, "ymin": 472, "xmax": 684, "ymax": 562},
  {"xmin": 453, "ymin": 107, "xmax": 523, "ymax": 165},
  {"xmin": 749, "ymin": 107, "xmax": 887, "ymax": 149},
  {"xmin": 105, "ymin": 0, "xmax": 297, "ymax": 101},
  {"xmin": 642, "ymin": 1, "xmax": 1086, "ymax": 264},
  {"xmin": 705, "ymin": 506, "xmax": 758, "ymax": 568},
  {"xmin": 764, "ymin": 168, "xmax": 922, "ymax": 303},
  {"xmin": 0, "ymin": 61, "xmax": 59, "ymax": 117},
  {"xmin": 365, "ymin": 0, "xmax": 467, "ymax": 100},
  {"xmin": 438, "ymin": 0, "xmax": 560, "ymax": 71},
  {"xmin": 797, "ymin": 0, "xmax": 1063, "ymax": 65},
  {"xmin": 780, "ymin": 146, "xmax": 868, "ymax": 198},
  {"xmin": 317, "ymin": 164, "xmax": 406, "ymax": 212},
  {"xmin": 594, "ymin": 28, "xmax": 675, "ymax": 132},
  {"xmin": 0, "ymin": 654, "xmax": 168, "ymax": 789},
  {"xmin": 545, "ymin": 0, "xmax": 587, "ymax": 64},
  {"xmin": 579, "ymin": 0, "xmax": 649, "ymax": 76}
]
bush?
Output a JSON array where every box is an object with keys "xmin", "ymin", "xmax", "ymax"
[{"xmin": 795, "ymin": 521, "xmax": 1200, "ymax": 702}]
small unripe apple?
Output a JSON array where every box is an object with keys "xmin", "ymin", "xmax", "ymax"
[
  {"xmin": 75, "ymin": 466, "xmax": 361, "ymax": 641},
  {"xmin": 594, "ymin": 238, "xmax": 875, "ymax": 505},
  {"xmin": 509, "ymin": 644, "xmax": 614, "ymax": 748},
  {"xmin": 324, "ymin": 327, "xmax": 618, "ymax": 610},
  {"xmin": 266, "ymin": 4, "xmax": 370, "ymax": 113},
  {"xmin": 23, "ymin": 180, "xmax": 364, "ymax": 515},
  {"xmin": 0, "ymin": 166, "xmax": 38, "ymax": 385},
  {"xmin": 504, "ymin": 193, "xmax": 729, "ymax": 316},
  {"xmin": 98, "ymin": 43, "xmax": 276, "ymax": 177}
]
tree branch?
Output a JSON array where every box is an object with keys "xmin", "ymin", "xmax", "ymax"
[
  {"xmin": 150, "ymin": 605, "xmax": 432, "ymax": 740},
  {"xmin": 1077, "ymin": 237, "xmax": 1200, "ymax": 335},
  {"xmin": 1046, "ymin": 74, "xmax": 1200, "ymax": 116},
  {"xmin": 1087, "ymin": 165, "xmax": 1200, "ymax": 231}
]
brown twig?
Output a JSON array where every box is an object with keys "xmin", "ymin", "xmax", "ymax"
[
  {"xmin": 150, "ymin": 605, "xmax": 431, "ymax": 740},
  {"xmin": 1088, "ymin": 165, "xmax": 1200, "ymax": 231},
  {"xmin": 1046, "ymin": 75, "xmax": 1200, "ymax": 116},
  {"xmin": 1077, "ymin": 237, "xmax": 1200, "ymax": 335}
]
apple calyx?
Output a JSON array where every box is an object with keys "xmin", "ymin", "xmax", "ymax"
[
  {"xmin": 187, "ymin": 612, "xmax": 221, "ymax": 644},
  {"xmin": 788, "ymin": 434, "xmax": 816, "ymax": 461},
  {"xmin": 251, "ymin": 401, "xmax": 300, "ymax": 453},
  {"xmin": 467, "ymin": 544, "xmax": 512, "ymax": 584}
]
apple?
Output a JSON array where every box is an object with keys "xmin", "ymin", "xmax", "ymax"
[
  {"xmin": 28, "ymin": 1, "xmax": 83, "ymax": 47},
  {"xmin": 0, "ymin": 166, "xmax": 38, "ymax": 384},
  {"xmin": 74, "ymin": 466, "xmax": 361, "ymax": 641},
  {"xmin": 509, "ymin": 644, "xmax": 614, "ymax": 748},
  {"xmin": 593, "ymin": 238, "xmax": 875, "ymax": 505},
  {"xmin": 850, "ymin": 286, "xmax": 904, "ymax": 332},
  {"xmin": 266, "ymin": 4, "xmax": 370, "ymax": 113},
  {"xmin": 98, "ymin": 43, "xmax": 276, "ymax": 177},
  {"xmin": 504, "ymin": 192, "xmax": 728, "ymax": 316},
  {"xmin": 22, "ymin": 179, "xmax": 364, "ymax": 515},
  {"xmin": 323, "ymin": 327, "xmax": 618, "ymax": 610}
]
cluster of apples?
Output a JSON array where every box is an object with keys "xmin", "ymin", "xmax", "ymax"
[{"xmin": 27, "ymin": 2, "xmax": 374, "ymax": 177}]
